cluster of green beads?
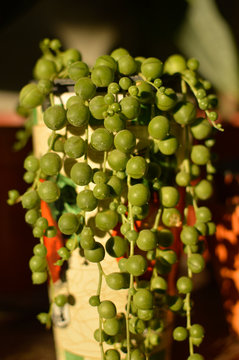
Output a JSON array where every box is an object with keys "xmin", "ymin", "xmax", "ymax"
[{"xmin": 8, "ymin": 38, "xmax": 221, "ymax": 360}]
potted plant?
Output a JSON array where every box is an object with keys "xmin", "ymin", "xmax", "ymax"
[{"xmin": 8, "ymin": 37, "xmax": 223, "ymax": 360}]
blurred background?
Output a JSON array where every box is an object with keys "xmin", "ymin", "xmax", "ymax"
[{"xmin": 0, "ymin": 0, "xmax": 238, "ymax": 359}]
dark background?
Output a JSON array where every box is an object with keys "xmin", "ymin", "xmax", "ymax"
[
  {"xmin": 0, "ymin": 0, "xmax": 238, "ymax": 91},
  {"xmin": 0, "ymin": 1, "xmax": 238, "ymax": 359}
]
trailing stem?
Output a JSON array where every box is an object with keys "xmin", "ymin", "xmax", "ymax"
[
  {"xmin": 125, "ymin": 175, "xmax": 135, "ymax": 360},
  {"xmin": 97, "ymin": 263, "xmax": 105, "ymax": 360}
]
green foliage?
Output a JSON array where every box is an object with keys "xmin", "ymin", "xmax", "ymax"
[{"xmin": 8, "ymin": 37, "xmax": 223, "ymax": 360}]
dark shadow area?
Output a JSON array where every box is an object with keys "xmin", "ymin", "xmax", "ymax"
[{"xmin": 0, "ymin": 307, "xmax": 56, "ymax": 360}]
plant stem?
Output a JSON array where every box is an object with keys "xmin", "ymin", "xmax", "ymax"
[
  {"xmin": 182, "ymin": 75, "xmax": 223, "ymax": 132},
  {"xmin": 125, "ymin": 175, "xmax": 135, "ymax": 360},
  {"xmin": 121, "ymin": 214, "xmax": 129, "ymax": 224},
  {"xmin": 99, "ymin": 316, "xmax": 105, "ymax": 360},
  {"xmin": 181, "ymin": 79, "xmax": 187, "ymax": 96},
  {"xmin": 103, "ymin": 151, "xmax": 107, "ymax": 173},
  {"xmin": 185, "ymin": 125, "xmax": 190, "ymax": 162},
  {"xmin": 184, "ymin": 243, "xmax": 194, "ymax": 357},
  {"xmin": 138, "ymin": 74, "xmax": 158, "ymax": 91},
  {"xmin": 48, "ymin": 130, "xmax": 56, "ymax": 151},
  {"xmin": 84, "ymin": 126, "xmax": 89, "ymax": 162},
  {"xmin": 32, "ymin": 167, "xmax": 42, "ymax": 190},
  {"xmin": 183, "ymin": 124, "xmax": 194, "ymax": 356},
  {"xmin": 188, "ymin": 186, "xmax": 198, "ymax": 212},
  {"xmin": 32, "ymin": 128, "xmax": 57, "ymax": 190},
  {"xmin": 97, "ymin": 262, "xmax": 105, "ymax": 360},
  {"xmin": 152, "ymin": 207, "xmax": 162, "ymax": 230},
  {"xmin": 126, "ymin": 274, "xmax": 134, "ymax": 360},
  {"xmin": 49, "ymin": 93, "xmax": 55, "ymax": 107},
  {"xmin": 97, "ymin": 263, "xmax": 104, "ymax": 296}
]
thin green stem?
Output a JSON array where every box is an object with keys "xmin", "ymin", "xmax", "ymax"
[
  {"xmin": 181, "ymin": 79, "xmax": 187, "ymax": 96},
  {"xmin": 48, "ymin": 131, "xmax": 56, "ymax": 152},
  {"xmin": 181, "ymin": 124, "xmax": 194, "ymax": 356},
  {"xmin": 189, "ymin": 336, "xmax": 194, "ymax": 356},
  {"xmin": 183, "ymin": 159, "xmax": 191, "ymax": 174},
  {"xmin": 182, "ymin": 75, "xmax": 223, "ymax": 132},
  {"xmin": 127, "ymin": 175, "xmax": 131, "ymax": 188},
  {"xmin": 185, "ymin": 125, "xmax": 190, "ymax": 162},
  {"xmin": 45, "ymin": 261, "xmax": 56, "ymax": 330},
  {"xmin": 32, "ymin": 129, "xmax": 57, "ymax": 190},
  {"xmin": 126, "ymin": 277, "xmax": 133, "ymax": 360},
  {"xmin": 185, "ymin": 245, "xmax": 194, "ymax": 356},
  {"xmin": 125, "ymin": 175, "xmax": 136, "ymax": 360},
  {"xmin": 144, "ymin": 334, "xmax": 150, "ymax": 359},
  {"xmin": 49, "ymin": 93, "xmax": 55, "ymax": 107},
  {"xmin": 138, "ymin": 73, "xmax": 158, "ymax": 91},
  {"xmin": 103, "ymin": 151, "xmax": 107, "ymax": 173},
  {"xmin": 128, "ymin": 203, "xmax": 134, "ymax": 231},
  {"xmin": 205, "ymin": 109, "xmax": 223, "ymax": 131},
  {"xmin": 96, "ymin": 262, "xmax": 105, "ymax": 360},
  {"xmin": 152, "ymin": 266, "xmax": 158, "ymax": 278},
  {"xmin": 97, "ymin": 263, "xmax": 104, "ymax": 295},
  {"xmin": 57, "ymin": 68, "xmax": 68, "ymax": 79},
  {"xmin": 84, "ymin": 126, "xmax": 89, "ymax": 162},
  {"xmin": 188, "ymin": 187, "xmax": 198, "ymax": 212},
  {"xmin": 186, "ymin": 246, "xmax": 193, "ymax": 280},
  {"xmin": 121, "ymin": 214, "xmax": 129, "ymax": 224},
  {"xmin": 127, "ymin": 176, "xmax": 134, "ymax": 231},
  {"xmin": 152, "ymin": 207, "xmax": 162, "ymax": 230},
  {"xmin": 185, "ymin": 294, "xmax": 191, "ymax": 328},
  {"xmin": 99, "ymin": 316, "xmax": 105, "ymax": 360},
  {"xmin": 32, "ymin": 167, "xmax": 42, "ymax": 190}
]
